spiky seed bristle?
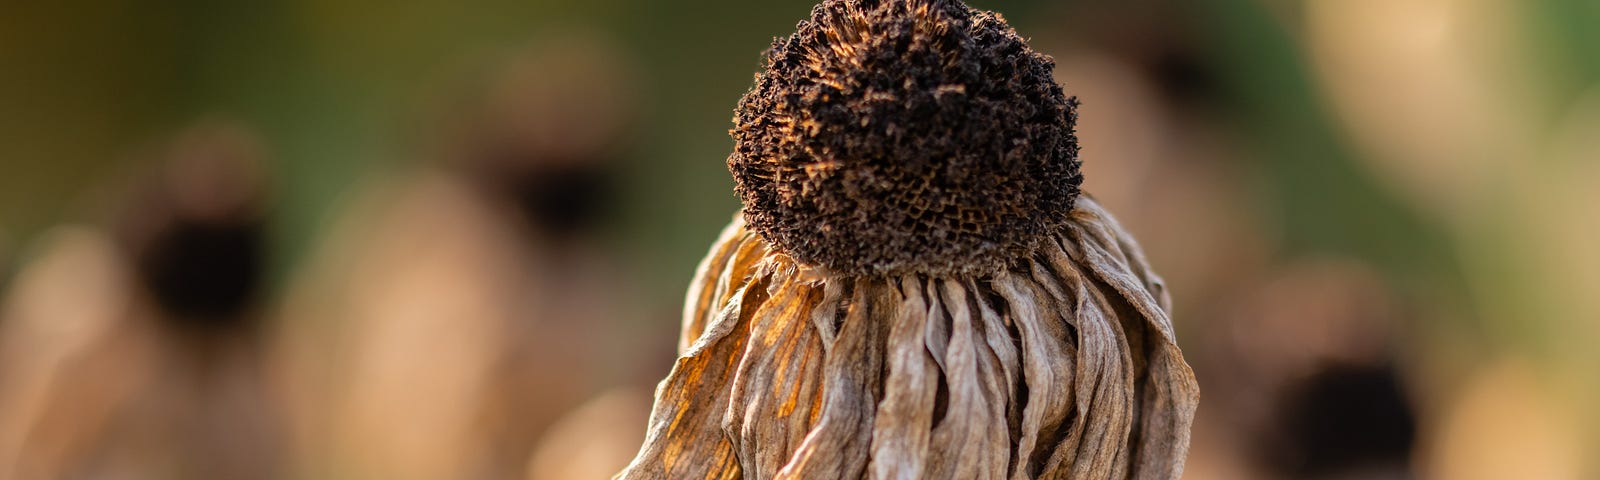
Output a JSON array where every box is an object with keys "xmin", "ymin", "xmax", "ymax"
[{"xmin": 729, "ymin": 0, "xmax": 1082, "ymax": 276}]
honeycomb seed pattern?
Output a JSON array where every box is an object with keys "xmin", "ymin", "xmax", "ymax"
[{"xmin": 729, "ymin": 0, "xmax": 1082, "ymax": 276}]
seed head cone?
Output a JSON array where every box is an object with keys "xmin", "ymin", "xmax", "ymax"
[
  {"xmin": 729, "ymin": 0, "xmax": 1081, "ymax": 277},
  {"xmin": 620, "ymin": 0, "xmax": 1198, "ymax": 478}
]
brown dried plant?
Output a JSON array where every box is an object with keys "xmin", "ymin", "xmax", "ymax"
[{"xmin": 620, "ymin": 0, "xmax": 1198, "ymax": 478}]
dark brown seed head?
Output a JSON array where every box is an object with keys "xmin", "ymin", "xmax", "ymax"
[{"xmin": 729, "ymin": 0, "xmax": 1082, "ymax": 276}]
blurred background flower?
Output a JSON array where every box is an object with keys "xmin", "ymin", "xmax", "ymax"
[{"xmin": 0, "ymin": 0, "xmax": 1596, "ymax": 479}]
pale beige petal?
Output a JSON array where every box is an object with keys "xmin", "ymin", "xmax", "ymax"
[{"xmin": 622, "ymin": 200, "xmax": 1197, "ymax": 480}]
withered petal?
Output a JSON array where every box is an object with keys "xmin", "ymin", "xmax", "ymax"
[{"xmin": 620, "ymin": 198, "xmax": 1199, "ymax": 480}]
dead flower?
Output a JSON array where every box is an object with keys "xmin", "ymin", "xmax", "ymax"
[{"xmin": 620, "ymin": 0, "xmax": 1198, "ymax": 478}]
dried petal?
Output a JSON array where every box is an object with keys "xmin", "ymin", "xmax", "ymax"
[{"xmin": 620, "ymin": 197, "xmax": 1198, "ymax": 480}]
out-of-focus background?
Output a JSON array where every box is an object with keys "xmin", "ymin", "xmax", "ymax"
[{"xmin": 1, "ymin": 0, "xmax": 1596, "ymax": 479}]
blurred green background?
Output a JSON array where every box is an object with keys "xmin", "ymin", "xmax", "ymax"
[{"xmin": 1, "ymin": 0, "xmax": 1597, "ymax": 479}]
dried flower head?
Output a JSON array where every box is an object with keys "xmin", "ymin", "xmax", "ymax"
[
  {"xmin": 122, "ymin": 123, "xmax": 268, "ymax": 331},
  {"xmin": 622, "ymin": 0, "xmax": 1198, "ymax": 479},
  {"xmin": 730, "ymin": 0, "xmax": 1080, "ymax": 276}
]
